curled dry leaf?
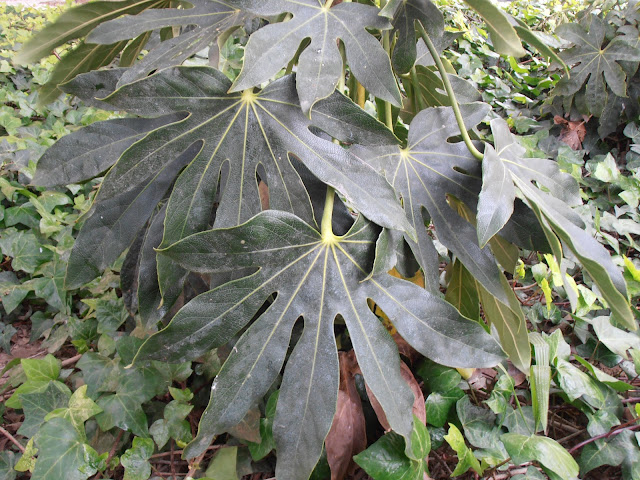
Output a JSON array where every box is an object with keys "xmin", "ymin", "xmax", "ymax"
[
  {"xmin": 554, "ymin": 115, "xmax": 587, "ymax": 150},
  {"xmin": 366, "ymin": 361, "xmax": 426, "ymax": 431},
  {"xmin": 326, "ymin": 351, "xmax": 367, "ymax": 480}
]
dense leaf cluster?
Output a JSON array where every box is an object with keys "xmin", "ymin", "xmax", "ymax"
[{"xmin": 2, "ymin": 1, "xmax": 640, "ymax": 480}]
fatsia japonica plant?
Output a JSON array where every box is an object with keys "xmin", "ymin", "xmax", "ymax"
[{"xmin": 17, "ymin": 0, "xmax": 636, "ymax": 478}]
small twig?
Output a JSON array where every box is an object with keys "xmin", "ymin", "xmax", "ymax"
[
  {"xmin": 94, "ymin": 429, "xmax": 124, "ymax": 479},
  {"xmin": 149, "ymin": 444, "xmax": 220, "ymax": 459},
  {"xmin": 61, "ymin": 354, "xmax": 82, "ymax": 367},
  {"xmin": 622, "ymin": 397, "xmax": 640, "ymax": 404},
  {"xmin": 432, "ymin": 450, "xmax": 453, "ymax": 475},
  {"xmin": 569, "ymin": 424, "xmax": 640, "ymax": 454},
  {"xmin": 186, "ymin": 450, "xmax": 208, "ymax": 478},
  {"xmin": 0, "ymin": 426, "xmax": 25, "ymax": 453}
]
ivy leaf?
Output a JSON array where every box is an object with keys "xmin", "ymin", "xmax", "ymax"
[
  {"xmin": 424, "ymin": 388, "xmax": 464, "ymax": 428},
  {"xmin": 64, "ymin": 67, "xmax": 407, "ymax": 289},
  {"xmin": 134, "ymin": 210, "xmax": 503, "ymax": 480},
  {"xmin": 22, "ymin": 354, "xmax": 60, "ymax": 382},
  {"xmin": 45, "ymin": 385, "xmax": 103, "ymax": 435},
  {"xmin": 0, "ymin": 271, "xmax": 30, "ymax": 314},
  {"xmin": 501, "ymin": 433, "xmax": 579, "ymax": 480},
  {"xmin": 444, "ymin": 423, "xmax": 483, "ymax": 476},
  {"xmin": 33, "ymin": 114, "xmax": 183, "ymax": 187},
  {"xmin": 352, "ymin": 103, "xmax": 508, "ymax": 303},
  {"xmin": 87, "ymin": 0, "xmax": 249, "ymax": 87},
  {"xmin": 228, "ymin": 0, "xmax": 401, "ymax": 114},
  {"xmin": 95, "ymin": 367, "xmax": 160, "ymax": 437},
  {"xmin": 121, "ymin": 437, "xmax": 154, "ymax": 480},
  {"xmin": 17, "ymin": 381, "xmax": 71, "ymax": 438},
  {"xmin": 555, "ymin": 15, "xmax": 640, "ymax": 115},
  {"xmin": 353, "ymin": 432, "xmax": 424, "ymax": 480},
  {"xmin": 579, "ymin": 434, "xmax": 627, "ymax": 474},
  {"xmin": 489, "ymin": 118, "xmax": 634, "ymax": 330},
  {"xmin": 14, "ymin": 0, "xmax": 163, "ymax": 65},
  {"xmin": 0, "ymin": 451, "xmax": 17, "ymax": 480},
  {"xmin": 32, "ymin": 418, "xmax": 101, "ymax": 480}
]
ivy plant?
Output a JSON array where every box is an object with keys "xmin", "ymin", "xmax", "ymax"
[{"xmin": 17, "ymin": 0, "xmax": 637, "ymax": 479}]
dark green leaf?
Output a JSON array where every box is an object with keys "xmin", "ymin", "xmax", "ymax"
[
  {"xmin": 424, "ymin": 388, "xmax": 464, "ymax": 428},
  {"xmin": 38, "ymin": 41, "xmax": 128, "ymax": 107},
  {"xmin": 65, "ymin": 68, "xmax": 407, "ymax": 289},
  {"xmin": 135, "ymin": 211, "xmax": 502, "ymax": 480},
  {"xmin": 228, "ymin": 0, "xmax": 401, "ymax": 113},
  {"xmin": 88, "ymin": 0, "xmax": 249, "ymax": 87},
  {"xmin": 17, "ymin": 382, "xmax": 71, "ymax": 438},
  {"xmin": 477, "ymin": 145, "xmax": 515, "ymax": 247},
  {"xmin": 353, "ymin": 432, "xmax": 424, "ymax": 480},
  {"xmin": 32, "ymin": 418, "xmax": 101, "ymax": 480},
  {"xmin": 456, "ymin": 396, "xmax": 502, "ymax": 449},
  {"xmin": 33, "ymin": 114, "xmax": 183, "ymax": 187},
  {"xmin": 45, "ymin": 385, "xmax": 103, "ymax": 435},
  {"xmin": 387, "ymin": 0, "xmax": 444, "ymax": 74},
  {"xmin": 0, "ymin": 451, "xmax": 17, "ymax": 480},
  {"xmin": 489, "ymin": 118, "xmax": 635, "ymax": 330},
  {"xmin": 0, "ymin": 271, "xmax": 29, "ymax": 314},
  {"xmin": 501, "ymin": 433, "xmax": 579, "ymax": 480},
  {"xmin": 445, "ymin": 259, "xmax": 480, "ymax": 321},
  {"xmin": 352, "ymin": 103, "xmax": 508, "ymax": 302},
  {"xmin": 121, "ymin": 437, "xmax": 154, "ymax": 480},
  {"xmin": 555, "ymin": 16, "xmax": 640, "ymax": 115}
]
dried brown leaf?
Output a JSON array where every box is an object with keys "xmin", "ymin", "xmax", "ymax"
[
  {"xmin": 554, "ymin": 115, "xmax": 586, "ymax": 150},
  {"xmin": 366, "ymin": 361, "xmax": 426, "ymax": 431},
  {"xmin": 326, "ymin": 351, "xmax": 367, "ymax": 480}
]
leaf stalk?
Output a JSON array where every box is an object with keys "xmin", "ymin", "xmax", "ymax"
[
  {"xmin": 321, "ymin": 185, "xmax": 337, "ymax": 243},
  {"xmin": 417, "ymin": 22, "xmax": 484, "ymax": 161}
]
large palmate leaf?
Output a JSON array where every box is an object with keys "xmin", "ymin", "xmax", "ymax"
[
  {"xmin": 227, "ymin": 0, "xmax": 401, "ymax": 114},
  {"xmin": 478, "ymin": 118, "xmax": 635, "ymax": 330},
  {"xmin": 87, "ymin": 0, "xmax": 249, "ymax": 87},
  {"xmin": 134, "ymin": 210, "xmax": 504, "ymax": 480},
  {"xmin": 14, "ymin": 0, "xmax": 165, "ymax": 65},
  {"xmin": 351, "ymin": 103, "xmax": 508, "ymax": 303},
  {"xmin": 62, "ymin": 67, "xmax": 408, "ymax": 289},
  {"xmin": 555, "ymin": 15, "xmax": 640, "ymax": 115}
]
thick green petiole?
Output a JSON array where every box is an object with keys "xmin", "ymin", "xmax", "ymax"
[{"xmin": 417, "ymin": 22, "xmax": 484, "ymax": 161}]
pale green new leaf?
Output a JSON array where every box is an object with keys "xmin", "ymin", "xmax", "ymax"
[
  {"xmin": 444, "ymin": 424, "xmax": 483, "ymax": 476},
  {"xmin": 64, "ymin": 67, "xmax": 407, "ymax": 289},
  {"xmin": 463, "ymin": 0, "xmax": 526, "ymax": 57},
  {"xmin": 501, "ymin": 433, "xmax": 579, "ymax": 480},
  {"xmin": 45, "ymin": 385, "xmax": 103, "ymax": 435},
  {"xmin": 134, "ymin": 210, "xmax": 503, "ymax": 480},
  {"xmin": 228, "ymin": 0, "xmax": 401, "ymax": 114}
]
